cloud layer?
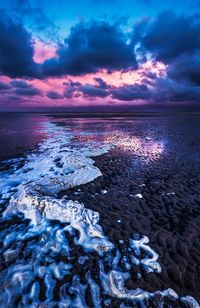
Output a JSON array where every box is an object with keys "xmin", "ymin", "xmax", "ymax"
[
  {"xmin": 42, "ymin": 20, "xmax": 137, "ymax": 76},
  {"xmin": 0, "ymin": 13, "xmax": 40, "ymax": 78},
  {"xmin": 0, "ymin": 9, "xmax": 200, "ymax": 109}
]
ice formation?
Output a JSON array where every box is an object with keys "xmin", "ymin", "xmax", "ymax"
[{"xmin": 0, "ymin": 121, "xmax": 199, "ymax": 307}]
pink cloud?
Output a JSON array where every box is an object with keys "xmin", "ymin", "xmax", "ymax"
[
  {"xmin": 0, "ymin": 76, "xmax": 11, "ymax": 83},
  {"xmin": 33, "ymin": 39, "xmax": 57, "ymax": 64},
  {"xmin": 62, "ymin": 61, "xmax": 166, "ymax": 87},
  {"xmin": 0, "ymin": 61, "xmax": 167, "ymax": 109}
]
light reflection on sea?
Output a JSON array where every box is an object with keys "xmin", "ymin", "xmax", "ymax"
[{"xmin": 0, "ymin": 113, "xmax": 200, "ymax": 175}]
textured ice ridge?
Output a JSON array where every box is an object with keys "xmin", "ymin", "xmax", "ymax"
[{"xmin": 0, "ymin": 121, "xmax": 199, "ymax": 307}]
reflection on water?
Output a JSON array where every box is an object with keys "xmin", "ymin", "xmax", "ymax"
[
  {"xmin": 1, "ymin": 113, "xmax": 200, "ymax": 174},
  {"xmin": 104, "ymin": 133, "xmax": 165, "ymax": 159},
  {"xmin": 0, "ymin": 113, "xmax": 51, "ymax": 160},
  {"xmin": 52, "ymin": 115, "xmax": 200, "ymax": 174}
]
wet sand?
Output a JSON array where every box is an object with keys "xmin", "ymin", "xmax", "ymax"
[
  {"xmin": 60, "ymin": 125, "xmax": 200, "ymax": 303},
  {"xmin": 1, "ymin": 114, "xmax": 200, "ymax": 306}
]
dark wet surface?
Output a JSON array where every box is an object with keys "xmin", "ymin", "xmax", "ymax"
[
  {"xmin": 0, "ymin": 113, "xmax": 50, "ymax": 161},
  {"xmin": 1, "ymin": 113, "xmax": 200, "ymax": 304},
  {"xmin": 54, "ymin": 115, "xmax": 200, "ymax": 302}
]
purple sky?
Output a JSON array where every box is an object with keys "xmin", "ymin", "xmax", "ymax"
[{"xmin": 0, "ymin": 0, "xmax": 200, "ymax": 111}]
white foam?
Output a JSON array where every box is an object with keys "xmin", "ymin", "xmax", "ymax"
[
  {"xmin": 134, "ymin": 193, "xmax": 143, "ymax": 199},
  {"xmin": 1, "ymin": 121, "xmax": 113, "ymax": 253},
  {"xmin": 0, "ymin": 120, "xmax": 199, "ymax": 307},
  {"xmin": 99, "ymin": 265, "xmax": 178, "ymax": 303},
  {"xmin": 0, "ymin": 122, "xmax": 111, "ymax": 196},
  {"xmin": 181, "ymin": 296, "xmax": 200, "ymax": 307},
  {"xmin": 130, "ymin": 235, "xmax": 161, "ymax": 273}
]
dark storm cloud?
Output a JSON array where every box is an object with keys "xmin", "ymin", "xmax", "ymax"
[
  {"xmin": 1, "ymin": 9, "xmax": 199, "ymax": 84},
  {"xmin": 10, "ymin": 79, "xmax": 41, "ymax": 96},
  {"xmin": 9, "ymin": 80, "xmax": 42, "ymax": 96},
  {"xmin": 63, "ymin": 86, "xmax": 76, "ymax": 99},
  {"xmin": 0, "ymin": 13, "xmax": 40, "ymax": 78},
  {"xmin": 63, "ymin": 78, "xmax": 151, "ymax": 101},
  {"xmin": 167, "ymin": 55, "xmax": 200, "ymax": 86},
  {"xmin": 62, "ymin": 74, "xmax": 200, "ymax": 104},
  {"xmin": 63, "ymin": 77, "xmax": 110, "ymax": 99},
  {"xmin": 42, "ymin": 20, "xmax": 137, "ymax": 76},
  {"xmin": 152, "ymin": 77, "xmax": 200, "ymax": 102},
  {"xmin": 134, "ymin": 11, "xmax": 200, "ymax": 63},
  {"xmin": 130, "ymin": 10, "xmax": 200, "ymax": 105},
  {"xmin": 0, "ymin": 8, "xmax": 200, "ymax": 106},
  {"xmin": 108, "ymin": 77, "xmax": 200, "ymax": 103},
  {"xmin": 0, "ymin": 81, "xmax": 10, "ymax": 90},
  {"xmin": 11, "ymin": 80, "xmax": 33, "ymax": 88},
  {"xmin": 110, "ymin": 84, "xmax": 150, "ymax": 101},
  {"xmin": 46, "ymin": 91, "xmax": 63, "ymax": 99},
  {"xmin": 79, "ymin": 84, "xmax": 109, "ymax": 98},
  {"xmin": 14, "ymin": 87, "xmax": 41, "ymax": 96},
  {"xmin": 63, "ymin": 80, "xmax": 82, "ymax": 98},
  {"xmin": 63, "ymin": 81, "xmax": 82, "ymax": 87},
  {"xmin": 94, "ymin": 77, "xmax": 109, "ymax": 89}
]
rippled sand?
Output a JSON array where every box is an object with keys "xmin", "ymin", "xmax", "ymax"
[{"xmin": 0, "ymin": 115, "xmax": 200, "ymax": 307}]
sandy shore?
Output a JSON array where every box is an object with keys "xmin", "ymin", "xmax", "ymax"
[
  {"xmin": 1, "ymin": 115, "xmax": 200, "ymax": 306},
  {"xmin": 62, "ymin": 146, "xmax": 200, "ymax": 303}
]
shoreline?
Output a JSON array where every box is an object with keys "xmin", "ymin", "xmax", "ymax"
[
  {"xmin": 0, "ymin": 116, "xmax": 200, "ymax": 306},
  {"xmin": 0, "ymin": 111, "xmax": 200, "ymax": 118}
]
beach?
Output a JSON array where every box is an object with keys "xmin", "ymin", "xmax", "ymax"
[{"xmin": 0, "ymin": 113, "xmax": 200, "ymax": 307}]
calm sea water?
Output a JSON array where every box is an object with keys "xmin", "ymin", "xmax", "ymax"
[
  {"xmin": 0, "ymin": 113, "xmax": 51, "ymax": 160},
  {"xmin": 0, "ymin": 113, "xmax": 200, "ymax": 173}
]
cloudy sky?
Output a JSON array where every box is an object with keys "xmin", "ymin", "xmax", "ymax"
[{"xmin": 0, "ymin": 0, "xmax": 200, "ymax": 111}]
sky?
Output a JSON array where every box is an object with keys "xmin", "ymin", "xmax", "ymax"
[{"xmin": 0, "ymin": 0, "xmax": 200, "ymax": 111}]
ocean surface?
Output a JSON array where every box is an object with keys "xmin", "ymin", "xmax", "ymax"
[
  {"xmin": 1, "ymin": 113, "xmax": 200, "ymax": 168},
  {"xmin": 0, "ymin": 112, "xmax": 200, "ymax": 307}
]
